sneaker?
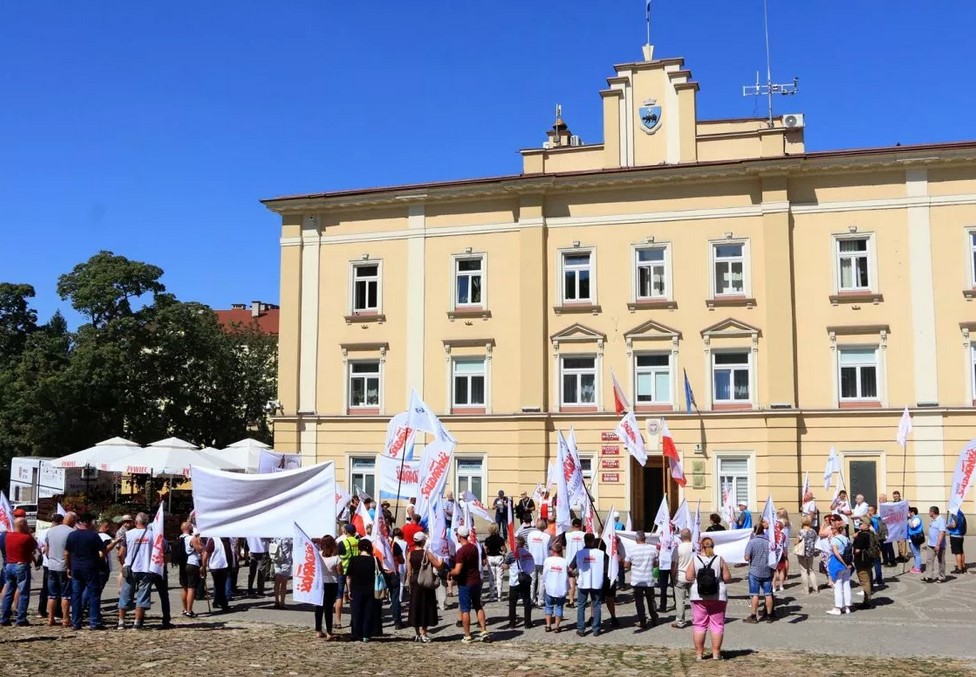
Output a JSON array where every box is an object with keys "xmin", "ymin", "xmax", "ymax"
[
  {"xmin": 576, "ymin": 629, "xmax": 585, "ymax": 637},
  {"xmin": 116, "ymin": 621, "xmax": 125, "ymax": 630},
  {"xmin": 743, "ymin": 615, "xmax": 759, "ymax": 624},
  {"xmin": 910, "ymin": 568, "xmax": 921, "ymax": 574},
  {"xmin": 593, "ymin": 629, "xmax": 601, "ymax": 637},
  {"xmin": 461, "ymin": 635, "xmax": 474, "ymax": 644},
  {"xmin": 826, "ymin": 608, "xmax": 842, "ymax": 616},
  {"xmin": 763, "ymin": 615, "xmax": 775, "ymax": 623},
  {"xmin": 420, "ymin": 635, "xmax": 431, "ymax": 643},
  {"xmin": 843, "ymin": 607, "xmax": 852, "ymax": 614},
  {"xmin": 133, "ymin": 622, "xmax": 144, "ymax": 631},
  {"xmin": 479, "ymin": 631, "xmax": 491, "ymax": 642}
]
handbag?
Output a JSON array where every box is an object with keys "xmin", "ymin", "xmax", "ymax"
[
  {"xmin": 792, "ymin": 539, "xmax": 805, "ymax": 557},
  {"xmin": 374, "ymin": 563, "xmax": 389, "ymax": 600},
  {"xmin": 517, "ymin": 570, "xmax": 532, "ymax": 587},
  {"xmin": 417, "ymin": 556, "xmax": 440, "ymax": 590}
]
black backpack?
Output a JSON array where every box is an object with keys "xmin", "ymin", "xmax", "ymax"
[
  {"xmin": 171, "ymin": 534, "xmax": 189, "ymax": 568},
  {"xmin": 840, "ymin": 539, "xmax": 854, "ymax": 566},
  {"xmin": 696, "ymin": 556, "xmax": 719, "ymax": 596}
]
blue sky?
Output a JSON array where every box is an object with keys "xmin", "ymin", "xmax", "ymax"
[{"xmin": 2, "ymin": 2, "xmax": 973, "ymax": 326}]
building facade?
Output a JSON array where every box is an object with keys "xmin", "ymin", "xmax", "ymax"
[{"xmin": 264, "ymin": 44, "xmax": 976, "ymax": 527}]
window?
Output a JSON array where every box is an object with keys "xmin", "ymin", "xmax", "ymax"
[
  {"xmin": 970, "ymin": 232, "xmax": 976, "ymax": 287},
  {"xmin": 352, "ymin": 263, "xmax": 379, "ymax": 312},
  {"xmin": 348, "ymin": 361, "xmax": 380, "ymax": 408},
  {"xmin": 635, "ymin": 353, "xmax": 671, "ymax": 404},
  {"xmin": 713, "ymin": 243, "xmax": 744, "ymax": 295},
  {"xmin": 561, "ymin": 356, "xmax": 596, "ymax": 405},
  {"xmin": 456, "ymin": 457, "xmax": 485, "ymax": 502},
  {"xmin": 350, "ymin": 456, "xmax": 376, "ymax": 498},
  {"xmin": 562, "ymin": 252, "xmax": 593, "ymax": 303},
  {"xmin": 453, "ymin": 358, "xmax": 486, "ymax": 408},
  {"xmin": 971, "ymin": 345, "xmax": 976, "ymax": 401},
  {"xmin": 718, "ymin": 456, "xmax": 750, "ymax": 509},
  {"xmin": 635, "ymin": 247, "xmax": 667, "ymax": 299},
  {"xmin": 712, "ymin": 352, "xmax": 750, "ymax": 402},
  {"xmin": 837, "ymin": 238, "xmax": 870, "ymax": 291},
  {"xmin": 838, "ymin": 347, "xmax": 878, "ymax": 401},
  {"xmin": 455, "ymin": 257, "xmax": 483, "ymax": 307}
]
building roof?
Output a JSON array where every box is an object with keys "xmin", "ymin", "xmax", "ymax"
[{"xmin": 214, "ymin": 303, "xmax": 280, "ymax": 335}]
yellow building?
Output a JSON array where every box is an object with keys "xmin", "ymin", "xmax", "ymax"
[{"xmin": 263, "ymin": 42, "xmax": 976, "ymax": 527}]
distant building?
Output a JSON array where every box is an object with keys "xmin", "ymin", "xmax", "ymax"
[{"xmin": 215, "ymin": 301, "xmax": 280, "ymax": 335}]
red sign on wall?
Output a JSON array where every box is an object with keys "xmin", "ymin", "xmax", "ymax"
[
  {"xmin": 601, "ymin": 432, "xmax": 619, "ymax": 442},
  {"xmin": 601, "ymin": 445, "xmax": 620, "ymax": 456},
  {"xmin": 601, "ymin": 458, "xmax": 620, "ymax": 470},
  {"xmin": 601, "ymin": 472, "xmax": 621, "ymax": 483}
]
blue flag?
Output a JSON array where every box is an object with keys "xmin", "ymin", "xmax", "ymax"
[{"xmin": 683, "ymin": 369, "xmax": 697, "ymax": 414}]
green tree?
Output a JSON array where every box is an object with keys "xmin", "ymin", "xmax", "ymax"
[
  {"xmin": 56, "ymin": 250, "xmax": 165, "ymax": 327},
  {"xmin": 0, "ymin": 283, "xmax": 39, "ymax": 362}
]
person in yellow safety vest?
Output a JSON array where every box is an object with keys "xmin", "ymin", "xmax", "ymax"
[{"xmin": 335, "ymin": 524, "xmax": 359, "ymax": 630}]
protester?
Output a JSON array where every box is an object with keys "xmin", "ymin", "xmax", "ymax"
[
  {"xmin": 826, "ymin": 521, "xmax": 852, "ymax": 615},
  {"xmin": 406, "ymin": 533, "xmax": 441, "ymax": 643},
  {"xmin": 891, "ymin": 491, "xmax": 910, "ymax": 562},
  {"xmin": 505, "ymin": 535, "xmax": 534, "ymax": 630},
  {"xmin": 0, "ymin": 517, "xmax": 37, "ymax": 626},
  {"xmin": 571, "ymin": 532, "xmax": 604, "ymax": 637},
  {"xmin": 526, "ymin": 520, "xmax": 551, "ymax": 606},
  {"xmin": 624, "ymin": 530, "xmax": 658, "ymax": 628},
  {"xmin": 671, "ymin": 528, "xmax": 694, "ymax": 628},
  {"xmin": 743, "ymin": 522, "xmax": 774, "ymax": 623},
  {"xmin": 245, "ymin": 537, "xmax": 270, "ymax": 596},
  {"xmin": 801, "ymin": 491, "xmax": 819, "ymax": 529},
  {"xmin": 114, "ymin": 514, "xmax": 134, "ymax": 595},
  {"xmin": 118, "ymin": 512, "xmax": 154, "ymax": 629},
  {"xmin": 346, "ymin": 538, "xmax": 378, "ymax": 642},
  {"xmin": 392, "ymin": 527, "xmax": 408, "ymax": 614},
  {"xmin": 564, "ymin": 519, "xmax": 586, "ymax": 607},
  {"xmin": 817, "ymin": 514, "xmax": 839, "ymax": 587},
  {"xmin": 851, "ymin": 494, "xmax": 869, "ymax": 524},
  {"xmin": 315, "ymin": 535, "xmax": 341, "ymax": 640},
  {"xmin": 906, "ymin": 507, "xmax": 925, "ymax": 573},
  {"xmin": 773, "ymin": 509, "xmax": 791, "ymax": 592},
  {"xmin": 271, "ymin": 537, "xmax": 293, "ymax": 609},
  {"xmin": 515, "ymin": 492, "xmax": 535, "ymax": 524},
  {"xmin": 705, "ymin": 514, "xmax": 725, "ymax": 532},
  {"xmin": 483, "ymin": 524, "xmax": 507, "ymax": 602},
  {"xmin": 45, "ymin": 511, "xmax": 76, "ymax": 627},
  {"xmin": 402, "ymin": 513, "xmax": 423, "ymax": 552},
  {"xmin": 947, "ymin": 509, "xmax": 967, "ymax": 574},
  {"xmin": 450, "ymin": 527, "xmax": 490, "ymax": 643},
  {"xmin": 335, "ymin": 524, "xmax": 359, "ymax": 628},
  {"xmin": 542, "ymin": 541, "xmax": 569, "ymax": 633},
  {"xmin": 867, "ymin": 505, "xmax": 886, "ymax": 587},
  {"xmin": 852, "ymin": 516, "xmax": 878, "ymax": 609},
  {"xmin": 34, "ymin": 513, "xmax": 58, "ymax": 620},
  {"xmin": 493, "ymin": 490, "xmax": 509, "ymax": 535},
  {"xmin": 831, "ymin": 490, "xmax": 853, "ymax": 530},
  {"xmin": 202, "ymin": 535, "xmax": 232, "ymax": 613},
  {"xmin": 735, "ymin": 501, "xmax": 752, "ymax": 530},
  {"xmin": 64, "ymin": 513, "xmax": 105, "ymax": 630},
  {"xmin": 598, "ymin": 537, "xmax": 621, "ymax": 629},
  {"xmin": 686, "ymin": 536, "xmax": 731, "ymax": 661},
  {"xmin": 796, "ymin": 515, "xmax": 819, "ymax": 593},
  {"xmin": 95, "ymin": 520, "xmax": 117, "ymax": 603},
  {"xmin": 923, "ymin": 506, "xmax": 947, "ymax": 583},
  {"xmin": 877, "ymin": 494, "xmax": 897, "ymax": 567}
]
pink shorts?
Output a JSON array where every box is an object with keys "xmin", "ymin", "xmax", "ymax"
[{"xmin": 692, "ymin": 600, "xmax": 727, "ymax": 635}]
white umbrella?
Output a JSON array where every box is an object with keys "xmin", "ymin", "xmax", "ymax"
[
  {"xmin": 227, "ymin": 438, "xmax": 271, "ymax": 450},
  {"xmin": 101, "ymin": 437, "xmax": 243, "ymax": 478},
  {"xmin": 215, "ymin": 438, "xmax": 273, "ymax": 473},
  {"xmin": 49, "ymin": 436, "xmax": 143, "ymax": 470}
]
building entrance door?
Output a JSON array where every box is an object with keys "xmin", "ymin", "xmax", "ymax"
[
  {"xmin": 632, "ymin": 457, "xmax": 677, "ymax": 531},
  {"xmin": 848, "ymin": 458, "xmax": 880, "ymax": 506}
]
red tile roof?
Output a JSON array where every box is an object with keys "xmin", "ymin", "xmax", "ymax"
[{"xmin": 215, "ymin": 305, "xmax": 280, "ymax": 336}]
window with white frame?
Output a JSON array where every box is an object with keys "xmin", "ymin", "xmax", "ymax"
[
  {"xmin": 713, "ymin": 243, "xmax": 745, "ymax": 296},
  {"xmin": 562, "ymin": 251, "xmax": 593, "ymax": 303},
  {"xmin": 455, "ymin": 256, "xmax": 483, "ymax": 307},
  {"xmin": 971, "ymin": 345, "xmax": 976, "ymax": 400},
  {"xmin": 970, "ymin": 231, "xmax": 976, "ymax": 287},
  {"xmin": 455, "ymin": 457, "xmax": 485, "ymax": 502},
  {"xmin": 348, "ymin": 361, "xmax": 380, "ymax": 408},
  {"xmin": 712, "ymin": 351, "xmax": 750, "ymax": 402},
  {"xmin": 561, "ymin": 356, "xmax": 596, "ymax": 405},
  {"xmin": 352, "ymin": 263, "xmax": 379, "ymax": 312},
  {"xmin": 838, "ymin": 347, "xmax": 878, "ymax": 401},
  {"xmin": 452, "ymin": 358, "xmax": 486, "ymax": 408},
  {"xmin": 635, "ymin": 353, "xmax": 671, "ymax": 404},
  {"xmin": 837, "ymin": 237, "xmax": 871, "ymax": 291},
  {"xmin": 718, "ymin": 456, "xmax": 750, "ymax": 509},
  {"xmin": 350, "ymin": 456, "xmax": 376, "ymax": 498},
  {"xmin": 635, "ymin": 247, "xmax": 667, "ymax": 299}
]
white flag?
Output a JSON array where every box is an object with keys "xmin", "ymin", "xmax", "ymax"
[
  {"xmin": 823, "ymin": 446, "xmax": 840, "ymax": 490},
  {"xmin": 554, "ymin": 431, "xmax": 574, "ymax": 535},
  {"xmin": 370, "ymin": 502, "xmax": 396, "ymax": 573},
  {"xmin": 566, "ymin": 427, "xmax": 588, "ymax": 507},
  {"xmin": 406, "ymin": 389, "xmax": 456, "ymax": 443},
  {"xmin": 415, "ymin": 419, "xmax": 456, "ymax": 517},
  {"xmin": 335, "ymin": 484, "xmax": 351, "ymax": 511},
  {"xmin": 624, "ymin": 514, "xmax": 632, "ymax": 532},
  {"xmin": 761, "ymin": 494, "xmax": 776, "ymax": 528},
  {"xmin": 463, "ymin": 491, "xmax": 492, "ymax": 522},
  {"xmin": 802, "ymin": 471, "xmax": 810, "ymax": 498},
  {"xmin": 56, "ymin": 502, "xmax": 67, "ymax": 517},
  {"xmin": 651, "ymin": 496, "xmax": 670, "ymax": 533},
  {"xmin": 896, "ymin": 407, "xmax": 913, "ymax": 449},
  {"xmin": 383, "ymin": 412, "xmax": 416, "ymax": 460},
  {"xmin": 292, "ymin": 522, "xmax": 324, "ymax": 605},
  {"xmin": 762, "ymin": 495, "xmax": 783, "ymax": 567},
  {"xmin": 672, "ymin": 499, "xmax": 691, "ymax": 532},
  {"xmin": 149, "ymin": 503, "xmax": 166, "ymax": 577},
  {"xmin": 557, "ymin": 430, "xmax": 587, "ymax": 508},
  {"xmin": 721, "ymin": 480, "xmax": 736, "ymax": 526},
  {"xmin": 426, "ymin": 496, "xmax": 449, "ymax": 559},
  {"xmin": 0, "ymin": 491, "xmax": 11, "ymax": 531},
  {"xmin": 691, "ymin": 500, "xmax": 702, "ymax": 552},
  {"xmin": 600, "ymin": 504, "xmax": 620, "ymax": 583},
  {"xmin": 948, "ymin": 439, "xmax": 976, "ymax": 515},
  {"xmin": 879, "ymin": 500, "xmax": 910, "ymax": 543},
  {"xmin": 614, "ymin": 410, "xmax": 648, "ymax": 466}
]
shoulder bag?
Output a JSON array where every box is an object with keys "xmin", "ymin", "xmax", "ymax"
[
  {"xmin": 122, "ymin": 528, "xmax": 147, "ymax": 582},
  {"xmin": 374, "ymin": 559, "xmax": 389, "ymax": 600},
  {"xmin": 417, "ymin": 554, "xmax": 440, "ymax": 590}
]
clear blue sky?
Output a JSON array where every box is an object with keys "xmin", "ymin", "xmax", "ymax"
[{"xmin": 2, "ymin": 2, "xmax": 973, "ymax": 326}]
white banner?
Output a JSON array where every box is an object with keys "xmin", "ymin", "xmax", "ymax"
[
  {"xmin": 257, "ymin": 449, "xmax": 301, "ymax": 474},
  {"xmin": 614, "ymin": 411, "xmax": 647, "ymax": 466},
  {"xmin": 384, "ymin": 412, "xmax": 415, "ymax": 461},
  {"xmin": 292, "ymin": 522, "xmax": 324, "ymax": 605},
  {"xmin": 600, "ymin": 504, "xmax": 619, "ymax": 583},
  {"xmin": 0, "ymin": 491, "xmax": 12, "ymax": 531},
  {"xmin": 149, "ymin": 503, "xmax": 166, "ymax": 577},
  {"xmin": 948, "ymin": 439, "xmax": 976, "ymax": 515},
  {"xmin": 192, "ymin": 462, "xmax": 336, "ymax": 538},
  {"xmin": 617, "ymin": 527, "xmax": 751, "ymax": 564},
  {"xmin": 377, "ymin": 455, "xmax": 420, "ymax": 501},
  {"xmin": 416, "ymin": 431, "xmax": 454, "ymax": 517},
  {"xmin": 879, "ymin": 500, "xmax": 909, "ymax": 543}
]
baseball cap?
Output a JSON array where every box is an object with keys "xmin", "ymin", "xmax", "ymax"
[
  {"xmin": 457, "ymin": 526, "xmax": 470, "ymax": 538},
  {"xmin": 12, "ymin": 508, "xmax": 26, "ymax": 518},
  {"xmin": 413, "ymin": 532, "xmax": 426, "ymax": 543},
  {"xmin": 344, "ymin": 524, "xmax": 357, "ymax": 534},
  {"xmin": 121, "ymin": 514, "xmax": 134, "ymax": 522}
]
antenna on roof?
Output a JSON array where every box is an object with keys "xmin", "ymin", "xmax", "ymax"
[
  {"xmin": 643, "ymin": 1, "xmax": 654, "ymax": 61},
  {"xmin": 742, "ymin": 0, "xmax": 798, "ymax": 127}
]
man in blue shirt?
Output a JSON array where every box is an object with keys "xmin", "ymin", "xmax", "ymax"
[
  {"xmin": 735, "ymin": 501, "xmax": 753, "ymax": 530},
  {"xmin": 947, "ymin": 509, "xmax": 967, "ymax": 574},
  {"xmin": 924, "ymin": 506, "xmax": 947, "ymax": 583},
  {"xmin": 742, "ymin": 524, "xmax": 774, "ymax": 623},
  {"xmin": 64, "ymin": 514, "xmax": 106, "ymax": 630}
]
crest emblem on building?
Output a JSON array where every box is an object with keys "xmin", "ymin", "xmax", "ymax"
[{"xmin": 639, "ymin": 99, "xmax": 663, "ymax": 134}]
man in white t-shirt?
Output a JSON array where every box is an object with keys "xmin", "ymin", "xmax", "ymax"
[
  {"xmin": 670, "ymin": 529, "xmax": 694, "ymax": 628},
  {"xmin": 542, "ymin": 542, "xmax": 570, "ymax": 632},
  {"xmin": 570, "ymin": 533, "xmax": 605, "ymax": 637},
  {"xmin": 801, "ymin": 491, "xmax": 819, "ymax": 530},
  {"xmin": 117, "ymin": 512, "xmax": 153, "ymax": 630},
  {"xmin": 624, "ymin": 531, "xmax": 659, "ymax": 628},
  {"xmin": 564, "ymin": 519, "xmax": 586, "ymax": 607},
  {"xmin": 852, "ymin": 494, "xmax": 869, "ymax": 524},
  {"xmin": 526, "ymin": 520, "xmax": 551, "ymax": 605}
]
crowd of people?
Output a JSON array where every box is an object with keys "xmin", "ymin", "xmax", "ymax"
[{"xmin": 0, "ymin": 488, "xmax": 969, "ymax": 661}]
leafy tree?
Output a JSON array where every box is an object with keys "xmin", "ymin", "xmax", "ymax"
[
  {"xmin": 56, "ymin": 250, "xmax": 165, "ymax": 327},
  {"xmin": 0, "ymin": 283, "xmax": 38, "ymax": 362}
]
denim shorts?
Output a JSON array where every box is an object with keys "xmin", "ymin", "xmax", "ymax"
[
  {"xmin": 748, "ymin": 575, "xmax": 773, "ymax": 596},
  {"xmin": 457, "ymin": 583, "xmax": 483, "ymax": 613},
  {"xmin": 47, "ymin": 570, "xmax": 70, "ymax": 600},
  {"xmin": 544, "ymin": 594, "xmax": 566, "ymax": 617},
  {"xmin": 118, "ymin": 572, "xmax": 153, "ymax": 610}
]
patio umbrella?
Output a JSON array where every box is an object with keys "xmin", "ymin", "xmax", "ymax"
[
  {"xmin": 100, "ymin": 437, "xmax": 243, "ymax": 477},
  {"xmin": 49, "ymin": 437, "xmax": 143, "ymax": 470},
  {"xmin": 215, "ymin": 438, "xmax": 273, "ymax": 473}
]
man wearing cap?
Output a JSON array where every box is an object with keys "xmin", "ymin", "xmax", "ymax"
[
  {"xmin": 852, "ymin": 516, "xmax": 878, "ymax": 609},
  {"xmin": 46, "ymin": 511, "xmax": 77, "ymax": 627},
  {"xmin": 735, "ymin": 502, "xmax": 753, "ymax": 530},
  {"xmin": 450, "ymin": 526, "xmax": 490, "ymax": 643}
]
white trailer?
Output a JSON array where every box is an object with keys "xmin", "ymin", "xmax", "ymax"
[{"xmin": 8, "ymin": 456, "xmax": 110, "ymax": 502}]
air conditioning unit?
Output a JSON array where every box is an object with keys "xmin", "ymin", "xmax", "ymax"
[{"xmin": 783, "ymin": 113, "xmax": 805, "ymax": 129}]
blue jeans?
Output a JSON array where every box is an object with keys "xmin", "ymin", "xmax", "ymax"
[
  {"xmin": 1, "ymin": 563, "xmax": 32, "ymax": 624},
  {"xmin": 909, "ymin": 539, "xmax": 923, "ymax": 570},
  {"xmin": 576, "ymin": 588, "xmax": 602, "ymax": 632},
  {"xmin": 873, "ymin": 558, "xmax": 883, "ymax": 586},
  {"xmin": 71, "ymin": 569, "xmax": 102, "ymax": 629}
]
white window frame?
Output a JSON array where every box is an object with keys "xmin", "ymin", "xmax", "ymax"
[
  {"xmin": 970, "ymin": 344, "xmax": 975, "ymax": 404},
  {"xmin": 711, "ymin": 350, "xmax": 752, "ymax": 404},
  {"xmin": 454, "ymin": 455, "xmax": 486, "ymax": 503},
  {"xmin": 452, "ymin": 253, "xmax": 486, "ymax": 309},
  {"xmin": 347, "ymin": 359, "xmax": 382, "ymax": 409},
  {"xmin": 559, "ymin": 247, "xmax": 596, "ymax": 304},
  {"xmin": 715, "ymin": 453, "xmax": 754, "ymax": 512},
  {"xmin": 831, "ymin": 232, "xmax": 878, "ymax": 295},
  {"xmin": 837, "ymin": 346, "xmax": 880, "ymax": 402},
  {"xmin": 632, "ymin": 244, "xmax": 672, "ymax": 301},
  {"xmin": 709, "ymin": 239, "xmax": 751, "ymax": 298},
  {"xmin": 633, "ymin": 352, "xmax": 672, "ymax": 405},
  {"xmin": 452, "ymin": 357, "xmax": 487, "ymax": 409},
  {"xmin": 578, "ymin": 453, "xmax": 597, "ymax": 504},
  {"xmin": 968, "ymin": 229, "xmax": 976, "ymax": 289},
  {"xmin": 560, "ymin": 354, "xmax": 598, "ymax": 406},
  {"xmin": 835, "ymin": 235, "xmax": 872, "ymax": 292},
  {"xmin": 348, "ymin": 260, "xmax": 383, "ymax": 314},
  {"xmin": 348, "ymin": 455, "xmax": 377, "ymax": 499}
]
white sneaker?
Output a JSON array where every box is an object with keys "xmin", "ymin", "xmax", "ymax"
[
  {"xmin": 856, "ymin": 590, "xmax": 864, "ymax": 596},
  {"xmin": 826, "ymin": 608, "xmax": 842, "ymax": 616}
]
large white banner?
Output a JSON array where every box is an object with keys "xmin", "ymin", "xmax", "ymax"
[
  {"xmin": 377, "ymin": 455, "xmax": 420, "ymax": 501},
  {"xmin": 257, "ymin": 449, "xmax": 301, "ymax": 474},
  {"xmin": 292, "ymin": 522, "xmax": 324, "ymax": 605},
  {"xmin": 617, "ymin": 527, "xmax": 751, "ymax": 564},
  {"xmin": 948, "ymin": 439, "xmax": 976, "ymax": 515},
  {"xmin": 192, "ymin": 462, "xmax": 336, "ymax": 538},
  {"xmin": 879, "ymin": 500, "xmax": 909, "ymax": 543}
]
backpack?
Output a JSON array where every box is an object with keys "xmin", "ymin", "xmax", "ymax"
[
  {"xmin": 950, "ymin": 512, "xmax": 967, "ymax": 536},
  {"xmin": 172, "ymin": 534, "xmax": 189, "ymax": 568},
  {"xmin": 867, "ymin": 532, "xmax": 881, "ymax": 561},
  {"xmin": 876, "ymin": 518, "xmax": 889, "ymax": 542},
  {"xmin": 840, "ymin": 538, "xmax": 854, "ymax": 566},
  {"xmin": 695, "ymin": 556, "xmax": 719, "ymax": 596}
]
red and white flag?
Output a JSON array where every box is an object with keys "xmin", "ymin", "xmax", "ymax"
[
  {"xmin": 149, "ymin": 503, "xmax": 166, "ymax": 577},
  {"xmin": 370, "ymin": 503, "xmax": 396, "ymax": 573},
  {"xmin": 583, "ymin": 499, "xmax": 595, "ymax": 534},
  {"xmin": 352, "ymin": 497, "xmax": 373, "ymax": 536},
  {"xmin": 610, "ymin": 369, "xmax": 630, "ymax": 415},
  {"xmin": 292, "ymin": 522, "xmax": 324, "ymax": 605},
  {"xmin": 335, "ymin": 485, "xmax": 351, "ymax": 511},
  {"xmin": 948, "ymin": 439, "xmax": 976, "ymax": 515},
  {"xmin": 506, "ymin": 492, "xmax": 516, "ymax": 551},
  {"xmin": 670, "ymin": 456, "xmax": 687, "ymax": 487},
  {"xmin": 660, "ymin": 419, "xmax": 679, "ymax": 461},
  {"xmin": 614, "ymin": 410, "xmax": 647, "ymax": 466},
  {"xmin": 0, "ymin": 491, "xmax": 11, "ymax": 531},
  {"xmin": 691, "ymin": 500, "xmax": 702, "ymax": 553},
  {"xmin": 462, "ymin": 491, "xmax": 492, "ymax": 522},
  {"xmin": 554, "ymin": 431, "xmax": 574, "ymax": 535},
  {"xmin": 721, "ymin": 480, "xmax": 736, "ymax": 525},
  {"xmin": 600, "ymin": 504, "xmax": 620, "ymax": 583}
]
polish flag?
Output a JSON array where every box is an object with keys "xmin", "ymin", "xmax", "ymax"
[
  {"xmin": 352, "ymin": 497, "xmax": 373, "ymax": 536},
  {"xmin": 670, "ymin": 457, "xmax": 687, "ymax": 487},
  {"xmin": 660, "ymin": 419, "xmax": 679, "ymax": 461},
  {"xmin": 506, "ymin": 491, "xmax": 516, "ymax": 551},
  {"xmin": 610, "ymin": 369, "xmax": 630, "ymax": 415}
]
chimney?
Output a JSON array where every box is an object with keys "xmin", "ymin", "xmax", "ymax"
[
  {"xmin": 251, "ymin": 301, "xmax": 262, "ymax": 318},
  {"xmin": 545, "ymin": 104, "xmax": 573, "ymax": 148},
  {"xmin": 231, "ymin": 303, "xmax": 246, "ymax": 310}
]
